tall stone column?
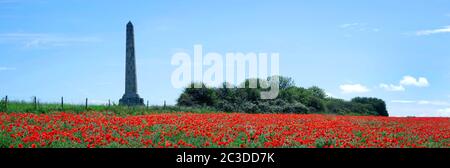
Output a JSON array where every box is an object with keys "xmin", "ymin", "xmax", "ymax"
[{"xmin": 119, "ymin": 21, "xmax": 144, "ymax": 106}]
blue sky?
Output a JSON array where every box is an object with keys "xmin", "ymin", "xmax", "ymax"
[{"xmin": 1, "ymin": 0, "xmax": 450, "ymax": 117}]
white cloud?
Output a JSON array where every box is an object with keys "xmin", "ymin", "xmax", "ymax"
[
  {"xmin": 416, "ymin": 26, "xmax": 450, "ymax": 36},
  {"xmin": 379, "ymin": 83, "xmax": 405, "ymax": 92},
  {"xmin": 391, "ymin": 100, "xmax": 416, "ymax": 104},
  {"xmin": 379, "ymin": 75, "xmax": 428, "ymax": 92},
  {"xmin": 339, "ymin": 22, "xmax": 381, "ymax": 33},
  {"xmin": 340, "ymin": 84, "xmax": 370, "ymax": 94},
  {"xmin": 392, "ymin": 100, "xmax": 450, "ymax": 106},
  {"xmin": 0, "ymin": 67, "xmax": 16, "ymax": 71},
  {"xmin": 0, "ymin": 33, "xmax": 101, "ymax": 48},
  {"xmin": 399, "ymin": 76, "xmax": 429, "ymax": 87},
  {"xmin": 339, "ymin": 23, "xmax": 360, "ymax": 29},
  {"xmin": 437, "ymin": 108, "xmax": 450, "ymax": 117},
  {"xmin": 417, "ymin": 100, "xmax": 450, "ymax": 106}
]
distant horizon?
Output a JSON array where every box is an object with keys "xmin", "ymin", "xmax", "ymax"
[{"xmin": 1, "ymin": 0, "xmax": 450, "ymax": 117}]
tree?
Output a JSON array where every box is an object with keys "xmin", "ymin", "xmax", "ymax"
[
  {"xmin": 307, "ymin": 86, "xmax": 327, "ymax": 100},
  {"xmin": 306, "ymin": 96, "xmax": 325, "ymax": 112},
  {"xmin": 177, "ymin": 93, "xmax": 194, "ymax": 106},
  {"xmin": 351, "ymin": 97, "xmax": 389, "ymax": 116},
  {"xmin": 279, "ymin": 87, "xmax": 309, "ymax": 104},
  {"xmin": 216, "ymin": 82, "xmax": 236, "ymax": 101},
  {"xmin": 177, "ymin": 83, "xmax": 218, "ymax": 107},
  {"xmin": 268, "ymin": 76, "xmax": 296, "ymax": 90},
  {"xmin": 325, "ymin": 98, "xmax": 347, "ymax": 114},
  {"xmin": 238, "ymin": 79, "xmax": 263, "ymax": 102},
  {"xmin": 283, "ymin": 101, "xmax": 309, "ymax": 114}
]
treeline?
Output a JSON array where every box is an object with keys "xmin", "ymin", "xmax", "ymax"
[{"xmin": 177, "ymin": 76, "xmax": 389, "ymax": 116}]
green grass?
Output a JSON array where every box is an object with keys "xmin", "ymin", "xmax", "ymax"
[{"xmin": 0, "ymin": 100, "xmax": 221, "ymax": 115}]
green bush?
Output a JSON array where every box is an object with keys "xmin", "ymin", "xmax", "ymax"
[
  {"xmin": 283, "ymin": 102, "xmax": 309, "ymax": 114},
  {"xmin": 176, "ymin": 76, "xmax": 389, "ymax": 116}
]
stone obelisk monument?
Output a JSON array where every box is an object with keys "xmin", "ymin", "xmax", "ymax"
[{"xmin": 119, "ymin": 21, "xmax": 144, "ymax": 106}]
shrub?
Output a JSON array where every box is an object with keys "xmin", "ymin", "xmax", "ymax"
[
  {"xmin": 176, "ymin": 76, "xmax": 389, "ymax": 116},
  {"xmin": 283, "ymin": 102, "xmax": 309, "ymax": 114}
]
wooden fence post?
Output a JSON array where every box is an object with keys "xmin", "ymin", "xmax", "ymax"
[
  {"xmin": 34, "ymin": 96, "xmax": 37, "ymax": 110},
  {"xmin": 85, "ymin": 98, "xmax": 88, "ymax": 110},
  {"xmin": 61, "ymin": 97, "xmax": 64, "ymax": 110}
]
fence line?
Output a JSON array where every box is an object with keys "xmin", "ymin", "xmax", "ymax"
[{"xmin": 0, "ymin": 96, "xmax": 170, "ymax": 112}]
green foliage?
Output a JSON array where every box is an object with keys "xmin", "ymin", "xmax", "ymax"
[
  {"xmin": 282, "ymin": 101, "xmax": 309, "ymax": 114},
  {"xmin": 177, "ymin": 83, "xmax": 218, "ymax": 107},
  {"xmin": 305, "ymin": 97, "xmax": 325, "ymax": 113},
  {"xmin": 323, "ymin": 97, "xmax": 389, "ymax": 116},
  {"xmin": 351, "ymin": 97, "xmax": 389, "ymax": 116},
  {"xmin": 176, "ymin": 76, "xmax": 389, "ymax": 116},
  {"xmin": 314, "ymin": 138, "xmax": 335, "ymax": 148},
  {"xmin": 269, "ymin": 76, "xmax": 296, "ymax": 90},
  {"xmin": 0, "ymin": 101, "xmax": 219, "ymax": 115},
  {"xmin": 307, "ymin": 86, "xmax": 327, "ymax": 99},
  {"xmin": 324, "ymin": 98, "xmax": 348, "ymax": 115}
]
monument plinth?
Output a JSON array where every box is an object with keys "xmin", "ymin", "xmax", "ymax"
[{"xmin": 119, "ymin": 21, "xmax": 144, "ymax": 106}]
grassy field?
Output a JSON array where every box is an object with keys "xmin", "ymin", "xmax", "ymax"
[{"xmin": 0, "ymin": 100, "xmax": 219, "ymax": 115}]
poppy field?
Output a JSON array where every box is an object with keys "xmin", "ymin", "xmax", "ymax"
[{"xmin": 0, "ymin": 112, "xmax": 449, "ymax": 148}]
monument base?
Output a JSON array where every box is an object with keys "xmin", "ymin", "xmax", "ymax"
[{"xmin": 119, "ymin": 95, "xmax": 144, "ymax": 106}]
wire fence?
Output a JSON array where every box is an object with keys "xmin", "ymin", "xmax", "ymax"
[{"xmin": 0, "ymin": 95, "xmax": 204, "ymax": 114}]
